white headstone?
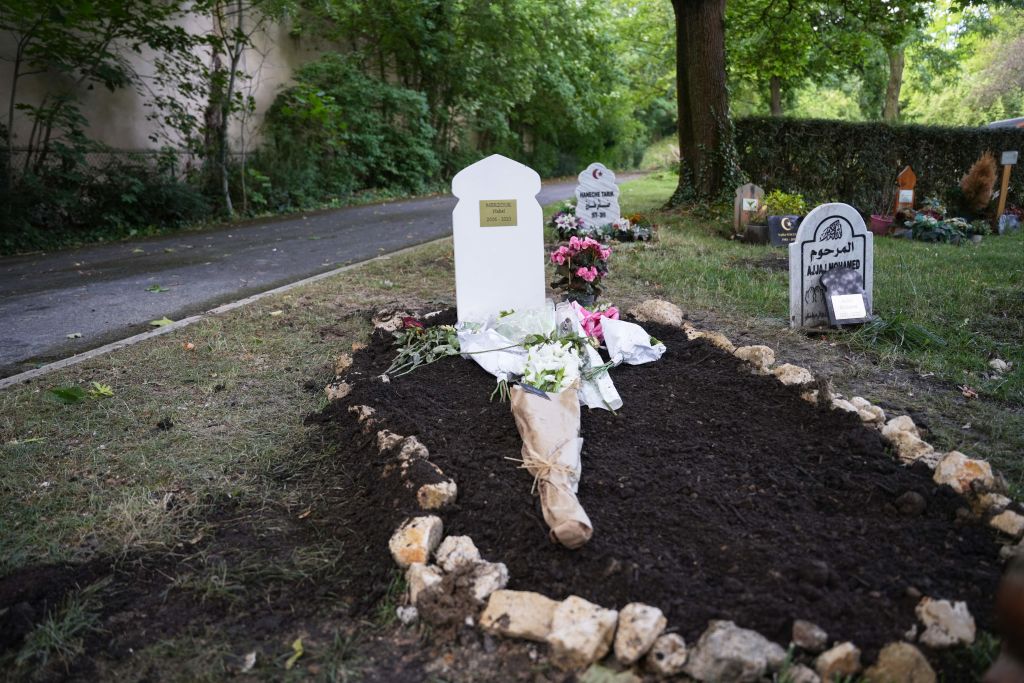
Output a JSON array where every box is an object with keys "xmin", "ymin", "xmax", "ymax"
[
  {"xmin": 452, "ymin": 154, "xmax": 545, "ymax": 323},
  {"xmin": 575, "ymin": 163, "xmax": 620, "ymax": 230},
  {"xmin": 788, "ymin": 203, "xmax": 873, "ymax": 329}
]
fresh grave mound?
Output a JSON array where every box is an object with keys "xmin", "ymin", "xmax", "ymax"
[{"xmin": 312, "ymin": 312, "xmax": 1003, "ymax": 663}]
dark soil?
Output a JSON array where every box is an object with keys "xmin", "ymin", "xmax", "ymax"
[{"xmin": 314, "ymin": 311, "xmax": 1007, "ymax": 674}]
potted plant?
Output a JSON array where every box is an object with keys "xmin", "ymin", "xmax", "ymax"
[
  {"xmin": 743, "ymin": 204, "xmax": 770, "ymax": 244},
  {"xmin": 869, "ymin": 184, "xmax": 898, "ymax": 236},
  {"xmin": 549, "ymin": 236, "xmax": 611, "ymax": 307},
  {"xmin": 764, "ymin": 190, "xmax": 806, "ymax": 246}
]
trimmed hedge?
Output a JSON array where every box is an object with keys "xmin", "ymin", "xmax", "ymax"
[{"xmin": 734, "ymin": 117, "xmax": 1024, "ymax": 214}]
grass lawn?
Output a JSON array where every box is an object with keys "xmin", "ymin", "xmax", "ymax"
[{"xmin": 0, "ymin": 171, "xmax": 1020, "ymax": 679}]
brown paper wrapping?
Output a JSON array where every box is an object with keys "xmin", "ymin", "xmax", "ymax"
[{"xmin": 510, "ymin": 385, "xmax": 593, "ymax": 549}]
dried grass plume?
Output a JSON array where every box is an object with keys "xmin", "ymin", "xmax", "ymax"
[{"xmin": 960, "ymin": 151, "xmax": 998, "ymax": 212}]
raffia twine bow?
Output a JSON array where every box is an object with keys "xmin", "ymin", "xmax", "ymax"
[{"xmin": 504, "ymin": 437, "xmax": 577, "ymax": 495}]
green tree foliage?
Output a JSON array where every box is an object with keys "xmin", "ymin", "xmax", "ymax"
[
  {"xmin": 254, "ymin": 54, "xmax": 440, "ymax": 208},
  {"xmin": 290, "ymin": 0, "xmax": 643, "ymax": 178}
]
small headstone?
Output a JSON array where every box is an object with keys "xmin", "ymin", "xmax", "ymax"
[
  {"xmin": 821, "ymin": 267, "xmax": 870, "ymax": 326},
  {"xmin": 733, "ymin": 183, "xmax": 764, "ymax": 235},
  {"xmin": 896, "ymin": 166, "xmax": 917, "ymax": 212},
  {"xmin": 788, "ymin": 203, "xmax": 873, "ymax": 329},
  {"xmin": 769, "ymin": 215, "xmax": 801, "ymax": 247},
  {"xmin": 452, "ymin": 154, "xmax": 545, "ymax": 323},
  {"xmin": 575, "ymin": 163, "xmax": 620, "ymax": 230}
]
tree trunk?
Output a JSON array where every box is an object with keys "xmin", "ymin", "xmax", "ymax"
[
  {"xmin": 770, "ymin": 76, "xmax": 782, "ymax": 116},
  {"xmin": 667, "ymin": 0, "xmax": 734, "ymax": 206},
  {"xmin": 883, "ymin": 46, "xmax": 904, "ymax": 122}
]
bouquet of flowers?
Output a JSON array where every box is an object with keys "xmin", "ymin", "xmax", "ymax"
[
  {"xmin": 522, "ymin": 341, "xmax": 580, "ymax": 393},
  {"xmin": 549, "ymin": 202, "xmax": 587, "ymax": 239},
  {"xmin": 550, "ymin": 236, "xmax": 611, "ymax": 301}
]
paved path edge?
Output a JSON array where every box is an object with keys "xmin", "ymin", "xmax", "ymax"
[{"xmin": 0, "ymin": 236, "xmax": 451, "ymax": 391}]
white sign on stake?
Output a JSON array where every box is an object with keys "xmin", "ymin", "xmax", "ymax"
[
  {"xmin": 575, "ymin": 162, "xmax": 620, "ymax": 230},
  {"xmin": 452, "ymin": 154, "xmax": 546, "ymax": 324},
  {"xmin": 788, "ymin": 202, "xmax": 874, "ymax": 328}
]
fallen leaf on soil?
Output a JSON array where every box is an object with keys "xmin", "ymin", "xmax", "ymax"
[
  {"xmin": 269, "ymin": 310, "xmax": 284, "ymax": 317},
  {"xmin": 145, "ymin": 284, "xmax": 169, "ymax": 293},
  {"xmin": 88, "ymin": 382, "xmax": 114, "ymax": 398},
  {"xmin": 959, "ymin": 385, "xmax": 979, "ymax": 399},
  {"xmin": 241, "ymin": 651, "xmax": 256, "ymax": 673},
  {"xmin": 285, "ymin": 638, "xmax": 303, "ymax": 670},
  {"xmin": 298, "ymin": 508, "xmax": 312, "ymax": 519},
  {"xmin": 183, "ymin": 342, "xmax": 195, "ymax": 351},
  {"xmin": 48, "ymin": 386, "xmax": 87, "ymax": 404},
  {"xmin": 150, "ymin": 317, "xmax": 174, "ymax": 327}
]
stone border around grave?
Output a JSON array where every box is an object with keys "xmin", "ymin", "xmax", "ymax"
[{"xmin": 327, "ymin": 300, "xmax": 1023, "ymax": 681}]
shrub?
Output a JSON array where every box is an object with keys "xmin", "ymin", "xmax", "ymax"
[
  {"xmin": 255, "ymin": 54, "xmax": 440, "ymax": 209},
  {"xmin": 734, "ymin": 117, "xmax": 1024, "ymax": 214}
]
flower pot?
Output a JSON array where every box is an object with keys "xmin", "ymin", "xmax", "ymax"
[
  {"xmin": 869, "ymin": 214, "xmax": 895, "ymax": 236},
  {"xmin": 743, "ymin": 223, "xmax": 769, "ymax": 245},
  {"xmin": 564, "ymin": 292, "xmax": 597, "ymax": 308}
]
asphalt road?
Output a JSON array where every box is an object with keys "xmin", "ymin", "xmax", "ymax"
[{"xmin": 1, "ymin": 176, "xmax": 633, "ymax": 377}]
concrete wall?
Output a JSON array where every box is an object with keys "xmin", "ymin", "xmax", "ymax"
[{"xmin": 0, "ymin": 11, "xmax": 325, "ymax": 151}]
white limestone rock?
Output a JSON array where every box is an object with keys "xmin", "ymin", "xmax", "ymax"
[
  {"xmin": 990, "ymin": 510, "xmax": 1024, "ymax": 538},
  {"xmin": 377, "ymin": 429, "xmax": 405, "ymax": 453},
  {"xmin": 406, "ymin": 563, "xmax": 443, "ymax": 605},
  {"xmin": 883, "ymin": 415, "xmax": 920, "ymax": 439},
  {"xmin": 469, "ymin": 561, "xmax": 509, "ymax": 603},
  {"xmin": 791, "ymin": 619, "xmax": 828, "ymax": 653},
  {"xmin": 865, "ymin": 642, "xmax": 936, "ymax": 683},
  {"xmin": 831, "ymin": 398, "xmax": 858, "ymax": 413},
  {"xmin": 480, "ymin": 590, "xmax": 559, "ymax": 642},
  {"xmin": 388, "ymin": 516, "xmax": 443, "ymax": 568},
  {"xmin": 683, "ymin": 620, "xmax": 786, "ymax": 682},
  {"xmin": 733, "ymin": 345, "xmax": 775, "ymax": 374},
  {"xmin": 435, "ymin": 536, "xmax": 481, "ymax": 573},
  {"xmin": 614, "ymin": 603, "xmax": 667, "ymax": 665},
  {"xmin": 887, "ymin": 430, "xmax": 936, "ymax": 465},
  {"xmin": 916, "ymin": 597, "xmax": 976, "ymax": 648},
  {"xmin": 334, "ymin": 352, "xmax": 353, "ymax": 376},
  {"xmin": 815, "ymin": 642, "xmax": 862, "ymax": 681},
  {"xmin": 645, "ymin": 633, "xmax": 688, "ymax": 677},
  {"xmin": 546, "ymin": 596, "xmax": 619, "ymax": 671},
  {"xmin": 933, "ymin": 451, "xmax": 995, "ymax": 495},
  {"xmin": 398, "ymin": 435, "xmax": 430, "ymax": 461},
  {"xmin": 977, "ymin": 492, "xmax": 1011, "ymax": 513},
  {"xmin": 629, "ymin": 300, "xmax": 684, "ymax": 328},
  {"xmin": 687, "ymin": 329, "xmax": 736, "ymax": 352},
  {"xmin": 396, "ymin": 605, "xmax": 418, "ymax": 625},
  {"xmin": 324, "ymin": 381, "xmax": 352, "ymax": 401},
  {"xmin": 417, "ymin": 480, "xmax": 458, "ymax": 510},
  {"xmin": 773, "ymin": 363, "xmax": 814, "ymax": 386},
  {"xmin": 850, "ymin": 396, "xmax": 871, "ymax": 409}
]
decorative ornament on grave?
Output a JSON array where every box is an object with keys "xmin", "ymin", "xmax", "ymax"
[
  {"xmin": 895, "ymin": 166, "xmax": 917, "ymax": 213},
  {"xmin": 575, "ymin": 163, "xmax": 620, "ymax": 231},
  {"xmin": 788, "ymin": 203, "xmax": 874, "ymax": 329},
  {"xmin": 733, "ymin": 183, "xmax": 764, "ymax": 238},
  {"xmin": 452, "ymin": 154, "xmax": 545, "ymax": 323}
]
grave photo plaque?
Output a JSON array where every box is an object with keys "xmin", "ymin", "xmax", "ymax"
[
  {"xmin": 821, "ymin": 267, "xmax": 871, "ymax": 326},
  {"xmin": 788, "ymin": 203, "xmax": 873, "ymax": 329}
]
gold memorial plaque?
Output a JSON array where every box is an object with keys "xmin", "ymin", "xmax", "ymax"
[{"xmin": 479, "ymin": 199, "xmax": 517, "ymax": 227}]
